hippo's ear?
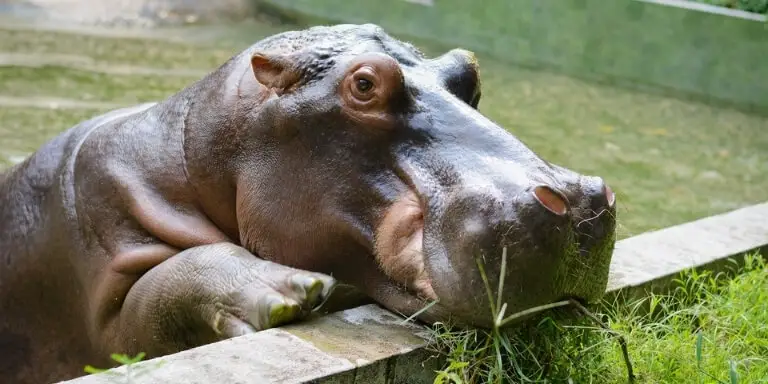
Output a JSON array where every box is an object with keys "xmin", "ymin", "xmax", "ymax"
[
  {"xmin": 434, "ymin": 49, "xmax": 482, "ymax": 109},
  {"xmin": 250, "ymin": 53, "xmax": 302, "ymax": 94}
]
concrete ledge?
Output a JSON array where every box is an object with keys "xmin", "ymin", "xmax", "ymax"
[
  {"xmin": 60, "ymin": 305, "xmax": 435, "ymax": 384},
  {"xmin": 60, "ymin": 202, "xmax": 768, "ymax": 384},
  {"xmin": 606, "ymin": 201, "xmax": 768, "ymax": 295}
]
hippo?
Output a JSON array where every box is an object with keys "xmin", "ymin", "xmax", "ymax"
[{"xmin": 0, "ymin": 24, "xmax": 616, "ymax": 384}]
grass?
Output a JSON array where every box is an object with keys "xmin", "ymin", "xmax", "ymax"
[
  {"xmin": 692, "ymin": 0, "xmax": 768, "ymax": 14},
  {"xmin": 425, "ymin": 251, "xmax": 768, "ymax": 383},
  {"xmin": 0, "ymin": 28, "xmax": 236, "ymax": 69},
  {"xmin": 473, "ymin": 59, "xmax": 768, "ymax": 238},
  {"xmin": 1, "ymin": 22, "xmax": 765, "ymax": 237},
  {"xmin": 0, "ymin": 107, "xmax": 110, "ymax": 168},
  {"xmin": 83, "ymin": 352, "xmax": 166, "ymax": 383},
  {"xmin": 0, "ymin": 66, "xmax": 194, "ymax": 103}
]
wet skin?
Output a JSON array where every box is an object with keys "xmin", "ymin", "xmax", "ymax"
[{"xmin": 0, "ymin": 24, "xmax": 616, "ymax": 383}]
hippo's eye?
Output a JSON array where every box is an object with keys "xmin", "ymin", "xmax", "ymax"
[
  {"xmin": 349, "ymin": 66, "xmax": 379, "ymax": 102},
  {"xmin": 340, "ymin": 55, "xmax": 402, "ymax": 128},
  {"xmin": 356, "ymin": 78, "xmax": 373, "ymax": 93}
]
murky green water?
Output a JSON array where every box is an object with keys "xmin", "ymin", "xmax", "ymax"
[{"xmin": 0, "ymin": 17, "xmax": 766, "ymax": 237}]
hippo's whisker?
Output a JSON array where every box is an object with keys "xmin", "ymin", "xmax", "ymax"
[{"xmin": 576, "ymin": 208, "xmax": 610, "ymax": 227}]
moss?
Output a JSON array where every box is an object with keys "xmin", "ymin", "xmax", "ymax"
[{"xmin": 0, "ymin": 66, "xmax": 194, "ymax": 104}]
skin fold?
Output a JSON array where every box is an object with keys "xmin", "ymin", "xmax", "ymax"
[{"xmin": 0, "ymin": 24, "xmax": 617, "ymax": 384}]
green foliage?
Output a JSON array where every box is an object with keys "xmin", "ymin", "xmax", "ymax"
[
  {"xmin": 434, "ymin": 359, "xmax": 470, "ymax": 384},
  {"xmin": 83, "ymin": 352, "xmax": 146, "ymax": 374},
  {"xmin": 694, "ymin": 0, "xmax": 768, "ymax": 14},
  {"xmin": 427, "ymin": 252, "xmax": 768, "ymax": 383},
  {"xmin": 738, "ymin": 0, "xmax": 768, "ymax": 13},
  {"xmin": 83, "ymin": 352, "xmax": 165, "ymax": 383}
]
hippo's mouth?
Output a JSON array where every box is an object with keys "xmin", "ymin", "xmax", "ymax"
[
  {"xmin": 372, "ymin": 179, "xmax": 617, "ymax": 329},
  {"xmin": 374, "ymin": 188, "xmax": 438, "ymax": 301}
]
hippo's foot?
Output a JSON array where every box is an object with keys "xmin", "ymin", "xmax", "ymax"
[
  {"xmin": 209, "ymin": 259, "xmax": 337, "ymax": 337},
  {"xmin": 116, "ymin": 243, "xmax": 336, "ymax": 354}
]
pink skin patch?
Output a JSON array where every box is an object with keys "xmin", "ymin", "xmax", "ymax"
[
  {"xmin": 374, "ymin": 190, "xmax": 437, "ymax": 301},
  {"xmin": 604, "ymin": 183, "xmax": 616, "ymax": 207}
]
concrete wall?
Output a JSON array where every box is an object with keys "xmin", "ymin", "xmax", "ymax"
[{"xmin": 258, "ymin": 0, "xmax": 768, "ymax": 114}]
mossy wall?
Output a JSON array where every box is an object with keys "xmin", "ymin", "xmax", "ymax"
[{"xmin": 259, "ymin": 0, "xmax": 768, "ymax": 113}]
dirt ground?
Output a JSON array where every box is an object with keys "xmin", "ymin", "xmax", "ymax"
[{"xmin": 0, "ymin": 0, "xmax": 254, "ymax": 26}]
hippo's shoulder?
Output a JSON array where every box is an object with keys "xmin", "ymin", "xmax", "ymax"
[
  {"xmin": 0, "ymin": 102, "xmax": 157, "ymax": 203},
  {"xmin": 0, "ymin": 103, "xmax": 157, "ymax": 254}
]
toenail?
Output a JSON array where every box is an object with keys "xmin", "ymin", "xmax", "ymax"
[{"xmin": 292, "ymin": 275, "xmax": 324, "ymax": 300}]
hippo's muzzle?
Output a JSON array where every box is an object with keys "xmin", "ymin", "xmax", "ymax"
[
  {"xmin": 377, "ymin": 174, "xmax": 617, "ymax": 328},
  {"xmin": 373, "ymin": 83, "xmax": 618, "ymax": 328}
]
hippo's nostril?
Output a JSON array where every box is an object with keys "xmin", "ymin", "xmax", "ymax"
[
  {"xmin": 604, "ymin": 183, "xmax": 616, "ymax": 208},
  {"xmin": 532, "ymin": 185, "xmax": 568, "ymax": 216}
]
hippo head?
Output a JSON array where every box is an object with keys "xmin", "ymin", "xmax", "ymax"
[{"xmin": 207, "ymin": 24, "xmax": 616, "ymax": 328}]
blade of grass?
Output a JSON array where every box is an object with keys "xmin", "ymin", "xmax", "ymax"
[
  {"xmin": 729, "ymin": 360, "xmax": 739, "ymax": 384},
  {"xmin": 400, "ymin": 299, "xmax": 439, "ymax": 325},
  {"xmin": 696, "ymin": 330, "xmax": 703, "ymax": 374},
  {"xmin": 495, "ymin": 303, "xmax": 508, "ymax": 327},
  {"xmin": 476, "ymin": 256, "xmax": 498, "ymax": 318},
  {"xmin": 496, "ymin": 300, "xmax": 572, "ymax": 328},
  {"xmin": 496, "ymin": 247, "xmax": 508, "ymax": 313},
  {"xmin": 568, "ymin": 299, "xmax": 636, "ymax": 383}
]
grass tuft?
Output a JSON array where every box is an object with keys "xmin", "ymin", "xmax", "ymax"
[{"xmin": 426, "ymin": 252, "xmax": 767, "ymax": 383}]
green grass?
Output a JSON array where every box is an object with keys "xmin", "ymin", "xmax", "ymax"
[
  {"xmin": 693, "ymin": 0, "xmax": 768, "ymax": 14},
  {"xmin": 474, "ymin": 58, "xmax": 768, "ymax": 237},
  {"xmin": 0, "ymin": 28, "xmax": 236, "ymax": 70},
  {"xmin": 0, "ymin": 21, "xmax": 766, "ymax": 237},
  {"xmin": 0, "ymin": 66, "xmax": 195, "ymax": 103},
  {"xmin": 0, "ymin": 107, "xmax": 109, "ymax": 167},
  {"xmin": 427, "ymin": 252, "xmax": 768, "ymax": 383}
]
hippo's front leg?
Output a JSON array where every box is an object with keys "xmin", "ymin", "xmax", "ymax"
[{"xmin": 113, "ymin": 243, "xmax": 335, "ymax": 356}]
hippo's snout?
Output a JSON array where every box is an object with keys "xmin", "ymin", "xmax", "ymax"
[
  {"xmin": 532, "ymin": 179, "xmax": 615, "ymax": 218},
  {"xmin": 415, "ymin": 171, "xmax": 618, "ymax": 328}
]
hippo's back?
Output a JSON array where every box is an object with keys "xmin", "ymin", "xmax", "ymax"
[
  {"xmin": 0, "ymin": 102, "xmax": 157, "ymax": 267},
  {"xmin": 0, "ymin": 102, "xmax": 156, "ymax": 383}
]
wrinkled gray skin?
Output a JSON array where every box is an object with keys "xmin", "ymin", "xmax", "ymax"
[{"xmin": 0, "ymin": 24, "xmax": 616, "ymax": 383}]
